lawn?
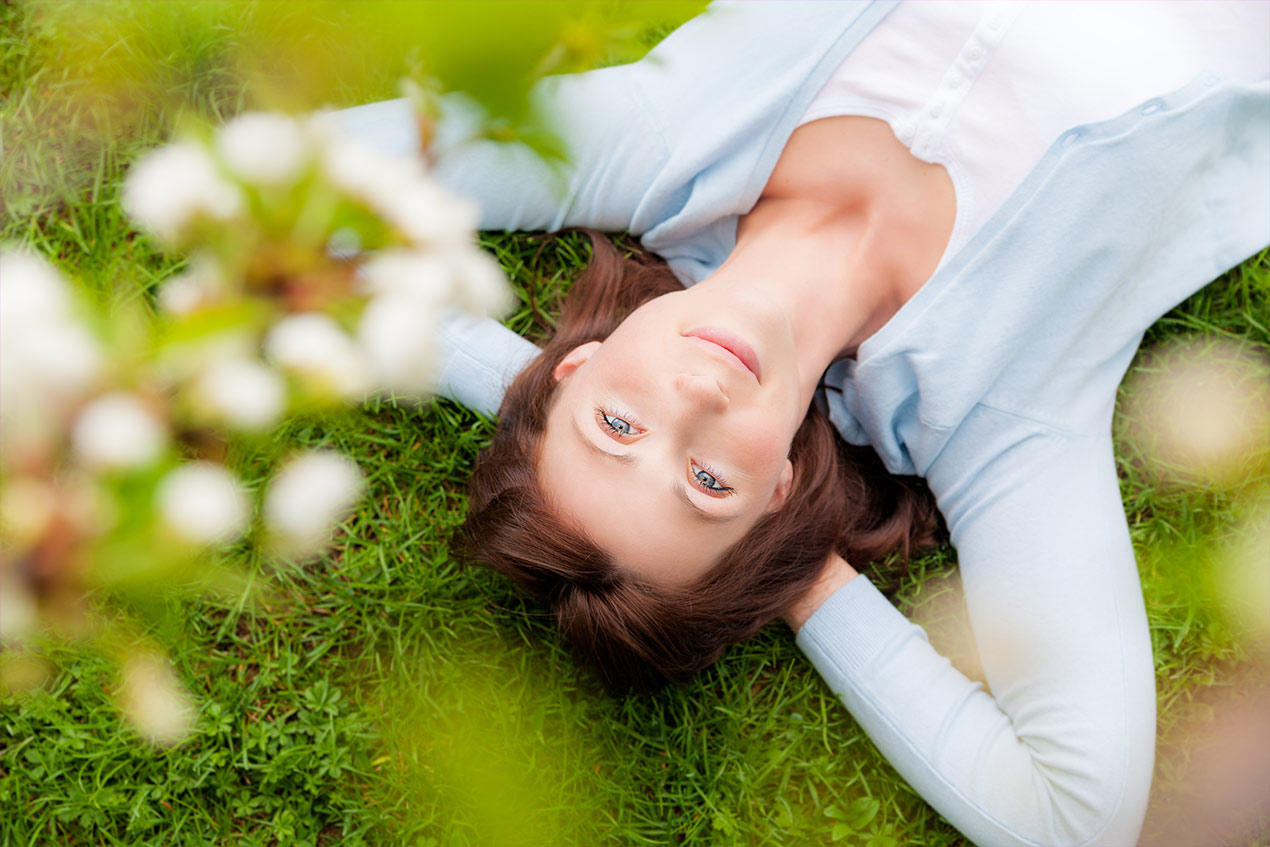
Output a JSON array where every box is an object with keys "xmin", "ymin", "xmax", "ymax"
[{"xmin": 2, "ymin": 3, "xmax": 1268, "ymax": 846}]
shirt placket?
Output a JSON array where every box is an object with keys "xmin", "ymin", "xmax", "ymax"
[{"xmin": 902, "ymin": 3, "xmax": 1021, "ymax": 164}]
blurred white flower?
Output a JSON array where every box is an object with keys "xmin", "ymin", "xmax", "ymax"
[
  {"xmin": 446, "ymin": 248, "xmax": 514, "ymax": 317},
  {"xmin": 265, "ymin": 313, "xmax": 368, "ymax": 401},
  {"xmin": 387, "ymin": 183, "xmax": 479, "ymax": 249},
  {"xmin": 0, "ymin": 251, "xmax": 72, "ymax": 331},
  {"xmin": 360, "ymin": 249, "xmax": 453, "ymax": 303},
  {"xmin": 158, "ymin": 257, "xmax": 225, "ymax": 316},
  {"xmin": 1, "ymin": 322, "xmax": 103, "ymax": 442},
  {"xmin": 195, "ymin": 357, "xmax": 286, "ymax": 431},
  {"xmin": 321, "ymin": 133, "xmax": 424, "ymax": 215},
  {"xmin": 154, "ymin": 329, "xmax": 255, "ymax": 389},
  {"xmin": 318, "ymin": 131, "xmax": 480, "ymax": 252},
  {"xmin": 1122, "ymin": 338, "xmax": 1270, "ymax": 485},
  {"xmin": 217, "ymin": 111, "xmax": 309, "ymax": 188},
  {"xmin": 156, "ymin": 462, "xmax": 249, "ymax": 546},
  {"xmin": 123, "ymin": 141, "xmax": 243, "ymax": 247},
  {"xmin": 265, "ymin": 450, "xmax": 364, "ymax": 558},
  {"xmin": 118, "ymin": 653, "xmax": 194, "ymax": 746},
  {"xmin": 358, "ymin": 295, "xmax": 440, "ymax": 396},
  {"xmin": 72, "ymin": 392, "xmax": 167, "ymax": 471},
  {"xmin": 0, "ymin": 252, "xmax": 103, "ymax": 456}
]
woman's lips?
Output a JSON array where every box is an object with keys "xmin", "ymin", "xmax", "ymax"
[{"xmin": 684, "ymin": 327, "xmax": 761, "ymax": 381}]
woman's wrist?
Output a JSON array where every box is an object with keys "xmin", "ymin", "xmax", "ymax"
[{"xmin": 783, "ymin": 552, "xmax": 860, "ymax": 632}]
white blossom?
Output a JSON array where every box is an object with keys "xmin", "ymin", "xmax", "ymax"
[
  {"xmin": 195, "ymin": 357, "xmax": 286, "ymax": 431},
  {"xmin": 158, "ymin": 257, "xmax": 225, "ymax": 316},
  {"xmin": 0, "ymin": 252, "xmax": 102, "ymax": 452},
  {"xmin": 446, "ymin": 248, "xmax": 514, "ymax": 317},
  {"xmin": 265, "ymin": 451, "xmax": 364, "ymax": 558},
  {"xmin": 118, "ymin": 653, "xmax": 194, "ymax": 746},
  {"xmin": 0, "ymin": 251, "xmax": 72, "ymax": 332},
  {"xmin": 317, "ymin": 130, "xmax": 478, "ymax": 251},
  {"xmin": 387, "ymin": 183, "xmax": 480, "ymax": 249},
  {"xmin": 122, "ymin": 141, "xmax": 242, "ymax": 247},
  {"xmin": 321, "ymin": 133, "xmax": 424, "ymax": 214},
  {"xmin": 154, "ymin": 329, "xmax": 255, "ymax": 388},
  {"xmin": 358, "ymin": 295, "xmax": 440, "ymax": 396},
  {"xmin": 156, "ymin": 462, "xmax": 249, "ymax": 546},
  {"xmin": 359, "ymin": 249, "xmax": 453, "ymax": 303},
  {"xmin": 265, "ymin": 313, "xmax": 368, "ymax": 400},
  {"xmin": 1, "ymin": 322, "xmax": 103, "ymax": 438},
  {"xmin": 217, "ymin": 111, "xmax": 309, "ymax": 188},
  {"xmin": 72, "ymin": 392, "xmax": 167, "ymax": 471},
  {"xmin": 9, "ymin": 322, "xmax": 102, "ymax": 397},
  {"xmin": 1122, "ymin": 339, "xmax": 1270, "ymax": 484}
]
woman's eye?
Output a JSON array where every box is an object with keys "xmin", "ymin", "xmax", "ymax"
[
  {"xmin": 598, "ymin": 410, "xmax": 638, "ymax": 437},
  {"xmin": 691, "ymin": 461, "xmax": 733, "ymax": 495}
]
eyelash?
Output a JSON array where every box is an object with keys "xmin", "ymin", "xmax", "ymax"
[
  {"xmin": 690, "ymin": 460, "xmax": 734, "ymax": 497},
  {"xmin": 595, "ymin": 407, "xmax": 734, "ymax": 497},
  {"xmin": 596, "ymin": 407, "xmax": 642, "ymax": 437}
]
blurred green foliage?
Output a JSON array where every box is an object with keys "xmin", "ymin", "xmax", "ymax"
[{"xmin": 3, "ymin": 0, "xmax": 704, "ymax": 215}]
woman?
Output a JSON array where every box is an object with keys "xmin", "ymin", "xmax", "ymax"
[{"xmin": 336, "ymin": 2, "xmax": 1269, "ymax": 844}]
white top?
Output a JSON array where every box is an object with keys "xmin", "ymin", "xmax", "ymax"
[{"xmin": 800, "ymin": 0, "xmax": 1270, "ymax": 267}]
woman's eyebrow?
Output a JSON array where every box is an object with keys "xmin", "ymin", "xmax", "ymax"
[{"xmin": 571, "ymin": 416, "xmax": 637, "ymax": 465}]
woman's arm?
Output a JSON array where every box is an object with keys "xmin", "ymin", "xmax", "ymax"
[
  {"xmin": 783, "ymin": 552, "xmax": 857, "ymax": 631},
  {"xmin": 793, "ymin": 422, "xmax": 1155, "ymax": 846}
]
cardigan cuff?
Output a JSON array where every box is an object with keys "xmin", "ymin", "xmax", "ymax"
[
  {"xmin": 435, "ymin": 311, "xmax": 541, "ymax": 416},
  {"xmin": 794, "ymin": 574, "xmax": 918, "ymax": 678}
]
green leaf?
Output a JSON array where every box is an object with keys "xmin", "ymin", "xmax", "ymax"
[
  {"xmin": 844, "ymin": 796, "xmax": 880, "ymax": 830},
  {"xmin": 831, "ymin": 822, "xmax": 854, "ymax": 841}
]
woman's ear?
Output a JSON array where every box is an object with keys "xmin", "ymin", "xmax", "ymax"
[
  {"xmin": 553, "ymin": 341, "xmax": 602, "ymax": 382},
  {"xmin": 766, "ymin": 459, "xmax": 795, "ymax": 514}
]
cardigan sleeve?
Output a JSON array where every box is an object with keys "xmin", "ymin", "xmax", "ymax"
[
  {"xmin": 797, "ymin": 417, "xmax": 1157, "ymax": 846},
  {"xmin": 327, "ymin": 50, "xmax": 666, "ymax": 235}
]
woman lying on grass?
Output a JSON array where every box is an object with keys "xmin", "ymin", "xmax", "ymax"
[{"xmin": 338, "ymin": 2, "xmax": 1268, "ymax": 844}]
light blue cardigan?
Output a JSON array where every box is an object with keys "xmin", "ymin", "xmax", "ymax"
[{"xmin": 335, "ymin": 3, "xmax": 1270, "ymax": 844}]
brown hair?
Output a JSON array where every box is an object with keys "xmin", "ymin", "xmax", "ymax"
[{"xmin": 463, "ymin": 231, "xmax": 940, "ymax": 693}]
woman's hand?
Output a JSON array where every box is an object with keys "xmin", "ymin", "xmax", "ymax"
[{"xmin": 783, "ymin": 551, "xmax": 859, "ymax": 632}]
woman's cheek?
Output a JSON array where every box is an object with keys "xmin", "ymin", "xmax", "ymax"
[{"xmin": 729, "ymin": 411, "xmax": 796, "ymax": 471}]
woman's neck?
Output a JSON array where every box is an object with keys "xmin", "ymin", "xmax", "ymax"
[
  {"xmin": 702, "ymin": 196, "xmax": 901, "ymax": 410},
  {"xmin": 700, "ymin": 115, "xmax": 957, "ymax": 410}
]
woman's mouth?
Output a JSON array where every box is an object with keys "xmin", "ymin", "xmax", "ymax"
[{"xmin": 684, "ymin": 327, "xmax": 761, "ymax": 381}]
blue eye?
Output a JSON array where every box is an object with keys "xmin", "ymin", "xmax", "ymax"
[
  {"xmin": 691, "ymin": 461, "xmax": 733, "ymax": 495},
  {"xmin": 598, "ymin": 409, "xmax": 637, "ymax": 437}
]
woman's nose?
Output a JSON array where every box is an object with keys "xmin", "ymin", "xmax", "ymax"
[{"xmin": 673, "ymin": 372, "xmax": 728, "ymax": 412}]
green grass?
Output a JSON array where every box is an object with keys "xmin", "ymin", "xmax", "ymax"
[{"xmin": 2, "ymin": 3, "xmax": 1268, "ymax": 845}]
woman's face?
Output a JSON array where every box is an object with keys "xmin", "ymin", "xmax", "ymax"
[{"xmin": 539, "ymin": 285, "xmax": 809, "ymax": 586}]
